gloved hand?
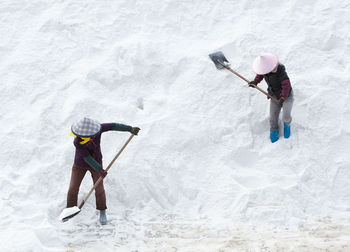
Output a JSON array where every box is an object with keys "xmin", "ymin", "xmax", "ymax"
[
  {"xmin": 277, "ymin": 98, "xmax": 285, "ymax": 107},
  {"xmin": 130, "ymin": 127, "xmax": 140, "ymax": 135},
  {"xmin": 99, "ymin": 169, "xmax": 107, "ymax": 178},
  {"xmin": 248, "ymin": 80, "xmax": 257, "ymax": 88}
]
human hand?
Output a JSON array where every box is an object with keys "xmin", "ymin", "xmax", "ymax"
[
  {"xmin": 277, "ymin": 98, "xmax": 285, "ymax": 107},
  {"xmin": 131, "ymin": 127, "xmax": 140, "ymax": 135},
  {"xmin": 248, "ymin": 81, "xmax": 257, "ymax": 88},
  {"xmin": 99, "ymin": 169, "xmax": 107, "ymax": 178}
]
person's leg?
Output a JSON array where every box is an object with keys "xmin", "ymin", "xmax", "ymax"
[
  {"xmin": 89, "ymin": 167, "xmax": 107, "ymax": 224},
  {"xmin": 89, "ymin": 168, "xmax": 107, "ymax": 210},
  {"xmin": 269, "ymin": 99, "xmax": 281, "ymax": 142},
  {"xmin": 270, "ymin": 99, "xmax": 281, "ymax": 131},
  {"xmin": 282, "ymin": 90, "xmax": 294, "ymax": 125},
  {"xmin": 67, "ymin": 164, "xmax": 87, "ymax": 207},
  {"xmin": 282, "ymin": 91, "xmax": 294, "ymax": 138}
]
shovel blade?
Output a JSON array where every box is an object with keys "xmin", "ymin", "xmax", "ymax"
[
  {"xmin": 209, "ymin": 51, "xmax": 230, "ymax": 69},
  {"xmin": 59, "ymin": 206, "xmax": 81, "ymax": 222}
]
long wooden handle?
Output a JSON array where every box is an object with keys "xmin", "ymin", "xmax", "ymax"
[
  {"xmin": 224, "ymin": 65, "xmax": 250, "ymax": 83},
  {"xmin": 224, "ymin": 65, "xmax": 279, "ymax": 103},
  {"xmin": 250, "ymin": 84, "xmax": 279, "ymax": 103},
  {"xmin": 105, "ymin": 134, "xmax": 135, "ymax": 172},
  {"xmin": 78, "ymin": 134, "xmax": 135, "ymax": 209}
]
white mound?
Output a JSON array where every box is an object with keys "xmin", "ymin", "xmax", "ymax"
[{"xmin": 0, "ymin": 0, "xmax": 349, "ymax": 250}]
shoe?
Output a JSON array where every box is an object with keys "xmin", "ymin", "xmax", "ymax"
[
  {"xmin": 284, "ymin": 123, "xmax": 290, "ymax": 138},
  {"xmin": 99, "ymin": 210, "xmax": 107, "ymax": 225},
  {"xmin": 270, "ymin": 131, "xmax": 279, "ymax": 143}
]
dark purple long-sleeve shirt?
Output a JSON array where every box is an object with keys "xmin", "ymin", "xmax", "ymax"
[{"xmin": 73, "ymin": 123, "xmax": 131, "ymax": 167}]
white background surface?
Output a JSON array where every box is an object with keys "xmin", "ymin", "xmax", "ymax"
[{"xmin": 0, "ymin": 0, "xmax": 349, "ymax": 251}]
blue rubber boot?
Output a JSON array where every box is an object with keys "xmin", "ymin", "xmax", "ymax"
[
  {"xmin": 284, "ymin": 123, "xmax": 290, "ymax": 138},
  {"xmin": 100, "ymin": 210, "xmax": 107, "ymax": 225},
  {"xmin": 270, "ymin": 131, "xmax": 279, "ymax": 143}
]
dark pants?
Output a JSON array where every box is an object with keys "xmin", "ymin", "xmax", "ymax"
[{"xmin": 67, "ymin": 164, "xmax": 107, "ymax": 210}]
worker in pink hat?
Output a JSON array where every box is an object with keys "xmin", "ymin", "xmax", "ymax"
[{"xmin": 249, "ymin": 53, "xmax": 294, "ymax": 143}]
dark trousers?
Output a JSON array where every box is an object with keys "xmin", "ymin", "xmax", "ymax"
[{"xmin": 67, "ymin": 164, "xmax": 107, "ymax": 210}]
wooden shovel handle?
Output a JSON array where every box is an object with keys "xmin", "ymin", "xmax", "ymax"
[
  {"xmin": 250, "ymin": 84, "xmax": 279, "ymax": 103},
  {"xmin": 223, "ymin": 65, "xmax": 279, "ymax": 103},
  {"xmin": 105, "ymin": 134, "xmax": 135, "ymax": 172},
  {"xmin": 223, "ymin": 65, "xmax": 250, "ymax": 83},
  {"xmin": 78, "ymin": 134, "xmax": 135, "ymax": 209}
]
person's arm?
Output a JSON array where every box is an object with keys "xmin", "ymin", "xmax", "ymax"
[
  {"xmin": 83, "ymin": 155, "xmax": 107, "ymax": 178},
  {"xmin": 249, "ymin": 74, "xmax": 264, "ymax": 87},
  {"xmin": 110, "ymin": 123, "xmax": 132, "ymax": 131},
  {"xmin": 278, "ymin": 64, "xmax": 291, "ymax": 100},
  {"xmin": 101, "ymin": 123, "xmax": 140, "ymax": 135},
  {"xmin": 74, "ymin": 139, "xmax": 107, "ymax": 177},
  {"xmin": 280, "ymin": 79, "xmax": 291, "ymax": 100},
  {"xmin": 83, "ymin": 155, "xmax": 102, "ymax": 171},
  {"xmin": 101, "ymin": 123, "xmax": 132, "ymax": 133},
  {"xmin": 254, "ymin": 74, "xmax": 264, "ymax": 84}
]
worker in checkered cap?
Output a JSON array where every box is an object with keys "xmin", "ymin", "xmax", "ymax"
[{"xmin": 66, "ymin": 117, "xmax": 140, "ymax": 225}]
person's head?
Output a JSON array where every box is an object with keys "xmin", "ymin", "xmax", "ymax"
[
  {"xmin": 271, "ymin": 64, "xmax": 278, "ymax": 73},
  {"xmin": 252, "ymin": 53, "xmax": 278, "ymax": 75},
  {"xmin": 70, "ymin": 117, "xmax": 101, "ymax": 144},
  {"xmin": 69, "ymin": 131, "xmax": 91, "ymax": 144}
]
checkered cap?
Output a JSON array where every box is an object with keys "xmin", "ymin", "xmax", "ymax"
[{"xmin": 71, "ymin": 118, "xmax": 101, "ymax": 137}]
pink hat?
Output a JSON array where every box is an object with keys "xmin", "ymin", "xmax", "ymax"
[{"xmin": 252, "ymin": 53, "xmax": 279, "ymax": 75}]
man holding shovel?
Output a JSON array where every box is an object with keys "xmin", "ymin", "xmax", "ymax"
[
  {"xmin": 65, "ymin": 117, "xmax": 140, "ymax": 225},
  {"xmin": 249, "ymin": 53, "xmax": 294, "ymax": 143}
]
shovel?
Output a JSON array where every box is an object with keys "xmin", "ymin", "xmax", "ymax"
[
  {"xmin": 209, "ymin": 51, "xmax": 278, "ymax": 102},
  {"xmin": 59, "ymin": 134, "xmax": 135, "ymax": 222}
]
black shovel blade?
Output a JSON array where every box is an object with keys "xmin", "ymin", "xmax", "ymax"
[{"xmin": 209, "ymin": 51, "xmax": 230, "ymax": 69}]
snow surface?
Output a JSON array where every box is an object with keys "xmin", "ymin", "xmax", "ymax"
[{"xmin": 1, "ymin": 0, "xmax": 350, "ymax": 251}]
